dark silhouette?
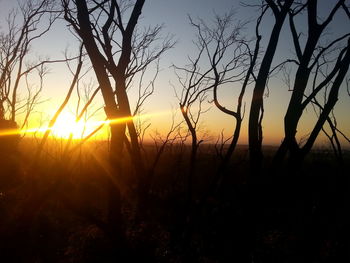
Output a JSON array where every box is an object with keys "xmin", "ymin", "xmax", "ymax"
[
  {"xmin": 274, "ymin": 0, "xmax": 350, "ymax": 169},
  {"xmin": 62, "ymin": 0, "xmax": 172, "ymax": 253},
  {"xmin": 248, "ymin": 0, "xmax": 294, "ymax": 173},
  {"xmin": 0, "ymin": 119, "xmax": 20, "ymax": 190},
  {"xmin": 0, "ymin": 0, "xmax": 59, "ymax": 126}
]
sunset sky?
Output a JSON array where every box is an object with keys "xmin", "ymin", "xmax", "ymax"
[{"xmin": 0, "ymin": 0, "xmax": 349, "ymax": 146}]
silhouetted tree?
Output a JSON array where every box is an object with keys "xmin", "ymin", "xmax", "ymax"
[
  {"xmin": 248, "ymin": 0, "xmax": 294, "ymax": 173},
  {"xmin": 174, "ymin": 12, "xmax": 252, "ymax": 199},
  {"xmin": 0, "ymin": 0, "xmax": 58, "ymax": 125},
  {"xmin": 207, "ymin": 12, "xmax": 258, "ymax": 190},
  {"xmin": 175, "ymin": 60, "xmax": 208, "ymax": 206},
  {"xmin": 62, "ymin": 0, "xmax": 172, "ymax": 247},
  {"xmin": 0, "ymin": 0, "xmax": 59, "ymax": 195},
  {"xmin": 177, "ymin": 10, "xmax": 278, "ymax": 193},
  {"xmin": 273, "ymin": 0, "xmax": 350, "ymax": 169}
]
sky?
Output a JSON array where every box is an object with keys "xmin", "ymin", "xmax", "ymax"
[{"xmin": 0, "ymin": 0, "xmax": 349, "ymax": 147}]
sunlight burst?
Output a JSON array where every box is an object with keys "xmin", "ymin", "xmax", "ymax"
[
  {"xmin": 0, "ymin": 110, "xmax": 170, "ymax": 140},
  {"xmin": 51, "ymin": 112, "xmax": 87, "ymax": 139}
]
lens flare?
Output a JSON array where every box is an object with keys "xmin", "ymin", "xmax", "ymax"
[{"xmin": 0, "ymin": 110, "xmax": 170, "ymax": 140}]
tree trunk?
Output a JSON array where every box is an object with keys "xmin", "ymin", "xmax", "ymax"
[
  {"xmin": 114, "ymin": 80, "xmax": 146, "ymax": 212},
  {"xmin": 248, "ymin": 14, "xmax": 288, "ymax": 174},
  {"xmin": 75, "ymin": 0, "xmax": 126, "ymax": 245}
]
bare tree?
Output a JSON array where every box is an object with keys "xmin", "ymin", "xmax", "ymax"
[
  {"xmin": 203, "ymin": 13, "xmax": 257, "ymax": 190},
  {"xmin": 247, "ymin": 0, "xmax": 294, "ymax": 173},
  {"xmin": 0, "ymin": 0, "xmax": 58, "ymax": 126},
  {"xmin": 172, "ymin": 14, "xmax": 242, "ymax": 203},
  {"xmin": 176, "ymin": 12, "xmax": 256, "ymax": 195},
  {"xmin": 62, "ymin": 0, "xmax": 172, "ymax": 246},
  {"xmin": 273, "ymin": 0, "xmax": 350, "ymax": 168},
  {"xmin": 175, "ymin": 63, "xmax": 208, "ymax": 205}
]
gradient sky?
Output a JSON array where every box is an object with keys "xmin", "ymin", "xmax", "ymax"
[{"xmin": 0, "ymin": 0, "xmax": 349, "ymax": 146}]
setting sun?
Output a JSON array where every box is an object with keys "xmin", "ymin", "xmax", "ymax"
[{"xmin": 50, "ymin": 112, "xmax": 87, "ymax": 139}]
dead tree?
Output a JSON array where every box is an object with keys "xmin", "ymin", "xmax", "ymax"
[
  {"xmin": 175, "ymin": 66, "xmax": 208, "ymax": 206},
  {"xmin": 0, "ymin": 0, "xmax": 58, "ymax": 124},
  {"xmin": 247, "ymin": 0, "xmax": 294, "ymax": 173},
  {"xmin": 174, "ymin": 11, "xmax": 250, "ymax": 204},
  {"xmin": 206, "ymin": 12, "xmax": 258, "ymax": 190},
  {"xmin": 177, "ymin": 12, "xmax": 255, "ymax": 193},
  {"xmin": 273, "ymin": 0, "xmax": 350, "ymax": 168},
  {"xmin": 62, "ymin": 0, "xmax": 172, "ymax": 245},
  {"xmin": 0, "ymin": 0, "xmax": 59, "ymax": 191}
]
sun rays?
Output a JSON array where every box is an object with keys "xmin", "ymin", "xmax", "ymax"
[{"xmin": 0, "ymin": 110, "xmax": 170, "ymax": 140}]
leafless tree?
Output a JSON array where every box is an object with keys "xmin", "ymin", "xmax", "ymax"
[
  {"xmin": 247, "ymin": 0, "xmax": 294, "ymax": 173},
  {"xmin": 174, "ymin": 58, "xmax": 210, "ymax": 205},
  {"xmin": 62, "ymin": 0, "xmax": 173, "ymax": 245},
  {"xmin": 273, "ymin": 0, "xmax": 350, "ymax": 168},
  {"xmin": 176, "ymin": 12, "xmax": 254, "ymax": 195},
  {"xmin": 0, "ymin": 0, "xmax": 59, "ymax": 126},
  {"xmin": 204, "ymin": 12, "xmax": 257, "ymax": 189}
]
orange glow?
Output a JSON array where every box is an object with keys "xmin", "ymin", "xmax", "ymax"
[
  {"xmin": 0, "ymin": 110, "xmax": 170, "ymax": 140},
  {"xmin": 50, "ymin": 112, "xmax": 87, "ymax": 139}
]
